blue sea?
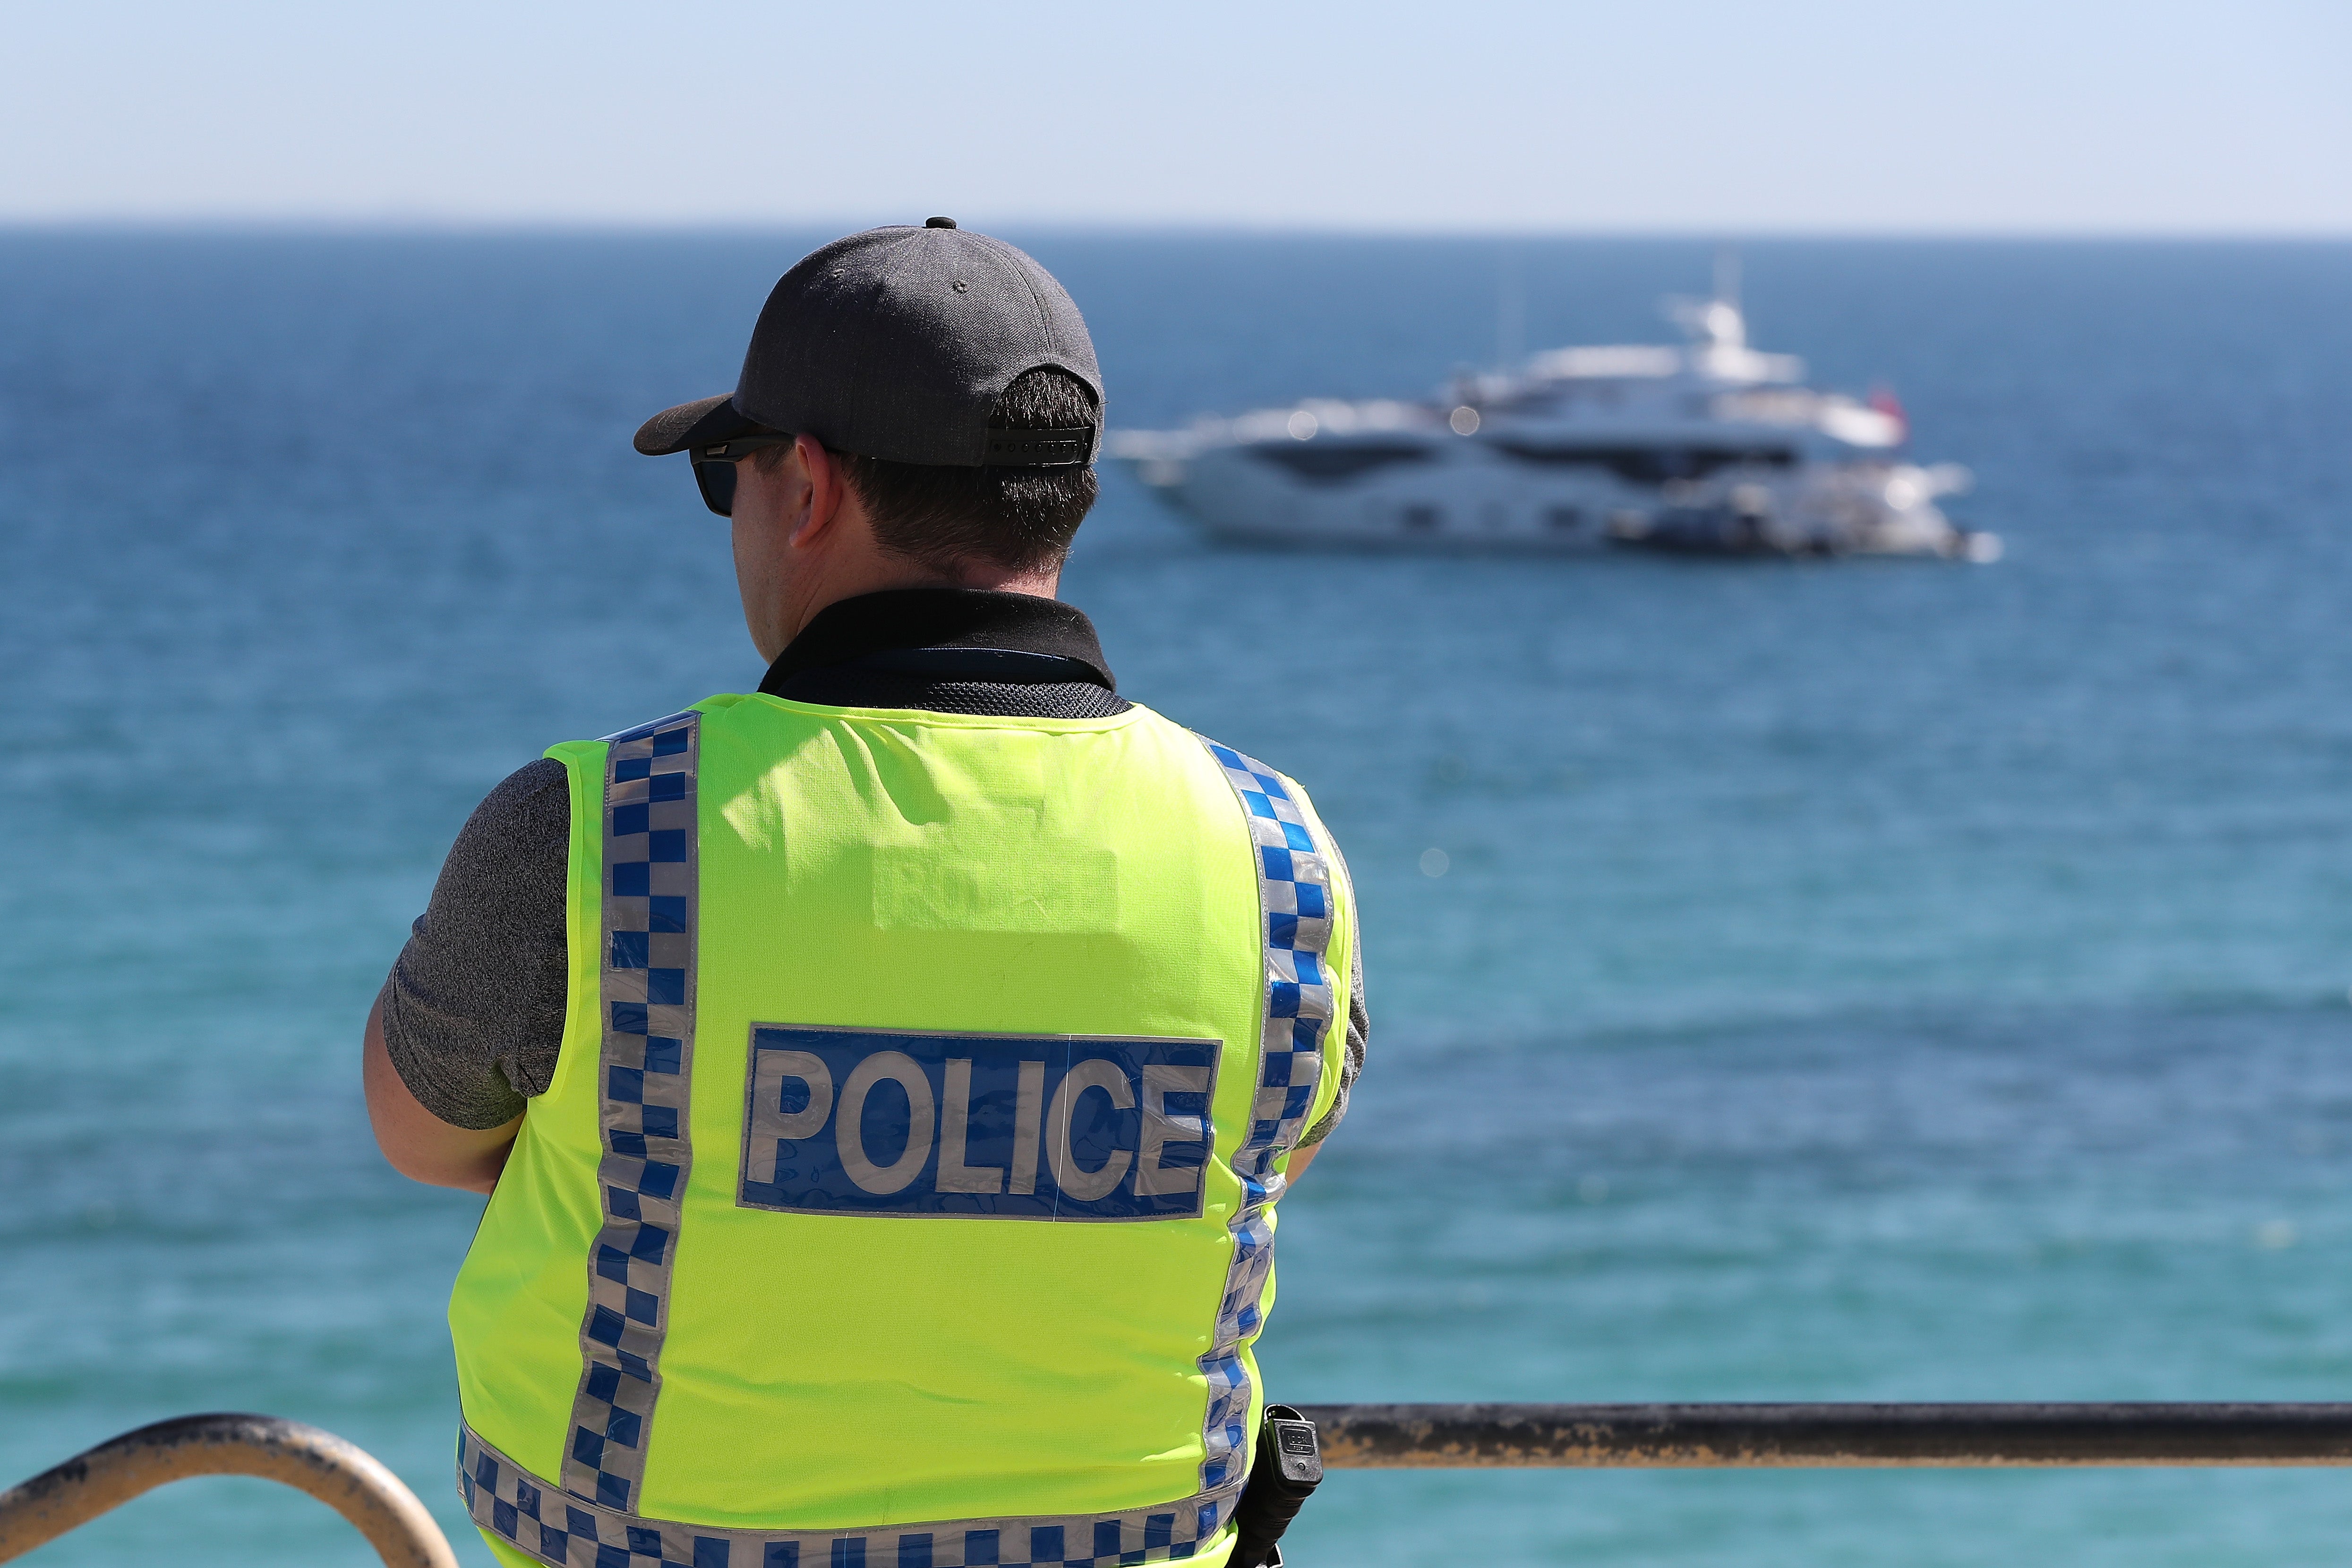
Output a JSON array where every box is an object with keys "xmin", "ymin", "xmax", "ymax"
[{"xmin": 4, "ymin": 231, "xmax": 2352, "ymax": 1567}]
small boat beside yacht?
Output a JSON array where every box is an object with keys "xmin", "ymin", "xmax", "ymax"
[{"xmin": 1107, "ymin": 273, "xmax": 1997, "ymax": 561}]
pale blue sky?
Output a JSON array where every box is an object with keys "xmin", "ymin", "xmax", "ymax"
[{"xmin": 3, "ymin": 0, "xmax": 2346, "ymax": 232}]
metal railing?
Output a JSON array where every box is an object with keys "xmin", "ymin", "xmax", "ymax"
[
  {"xmin": 0, "ymin": 1413, "xmax": 458, "ymax": 1568},
  {"xmin": 9, "ymin": 1404, "xmax": 2352, "ymax": 1566},
  {"xmin": 1300, "ymin": 1403, "xmax": 2352, "ymax": 1467}
]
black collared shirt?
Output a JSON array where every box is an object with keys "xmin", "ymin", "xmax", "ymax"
[{"xmin": 378, "ymin": 590, "xmax": 1365, "ymax": 1142}]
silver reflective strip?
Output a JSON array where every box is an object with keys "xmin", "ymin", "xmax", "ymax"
[
  {"xmin": 461, "ymin": 1423, "xmax": 1224, "ymax": 1568},
  {"xmin": 1194, "ymin": 738, "xmax": 1334, "ymax": 1500},
  {"xmin": 562, "ymin": 711, "xmax": 701, "ymax": 1515}
]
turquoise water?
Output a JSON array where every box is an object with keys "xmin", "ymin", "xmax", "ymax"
[{"xmin": 5, "ymin": 233, "xmax": 2352, "ymax": 1566}]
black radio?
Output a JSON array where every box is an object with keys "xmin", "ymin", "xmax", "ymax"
[{"xmin": 1228, "ymin": 1406, "xmax": 1323, "ymax": 1568}]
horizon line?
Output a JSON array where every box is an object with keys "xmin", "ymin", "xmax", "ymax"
[{"xmin": 2, "ymin": 215, "xmax": 2349, "ymax": 244}]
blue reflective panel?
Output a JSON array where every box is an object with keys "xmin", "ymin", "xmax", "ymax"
[{"xmin": 736, "ymin": 1027, "xmax": 1220, "ymax": 1220}]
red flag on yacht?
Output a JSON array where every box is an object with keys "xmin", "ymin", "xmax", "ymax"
[{"xmin": 1869, "ymin": 383, "xmax": 1909, "ymax": 441}]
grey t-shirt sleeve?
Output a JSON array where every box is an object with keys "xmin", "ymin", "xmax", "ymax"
[
  {"xmin": 376, "ymin": 757, "xmax": 573, "ymax": 1129},
  {"xmin": 1294, "ymin": 855, "xmax": 1368, "ymax": 1152}
]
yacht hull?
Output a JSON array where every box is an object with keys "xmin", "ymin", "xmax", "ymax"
[{"xmin": 1126, "ymin": 438, "xmax": 1985, "ymax": 559}]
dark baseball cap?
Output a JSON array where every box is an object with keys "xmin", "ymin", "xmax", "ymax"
[{"xmin": 634, "ymin": 218, "xmax": 1103, "ymax": 469}]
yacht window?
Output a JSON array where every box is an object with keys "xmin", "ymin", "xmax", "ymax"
[
  {"xmin": 1546, "ymin": 506, "xmax": 1582, "ymax": 530},
  {"xmin": 1491, "ymin": 442, "xmax": 1798, "ymax": 485},
  {"xmin": 1696, "ymin": 446, "xmax": 1798, "ymax": 474},
  {"xmin": 1248, "ymin": 442, "xmax": 1434, "ymax": 483},
  {"xmin": 1402, "ymin": 504, "xmax": 1442, "ymax": 530}
]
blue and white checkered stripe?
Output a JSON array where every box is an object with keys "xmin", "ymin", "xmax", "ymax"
[
  {"xmin": 1192, "ymin": 738, "xmax": 1334, "ymax": 1505},
  {"xmin": 559, "ymin": 710, "xmax": 701, "ymax": 1516},
  {"xmin": 463, "ymin": 1424, "xmax": 1225, "ymax": 1568}
]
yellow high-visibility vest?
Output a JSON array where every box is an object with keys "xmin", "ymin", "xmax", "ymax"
[{"xmin": 447, "ymin": 692, "xmax": 1352, "ymax": 1568}]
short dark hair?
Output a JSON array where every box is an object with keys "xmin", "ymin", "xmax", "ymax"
[{"xmin": 756, "ymin": 368, "xmax": 1100, "ymax": 576}]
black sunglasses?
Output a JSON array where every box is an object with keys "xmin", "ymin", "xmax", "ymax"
[{"xmin": 689, "ymin": 433, "xmax": 797, "ymax": 517}]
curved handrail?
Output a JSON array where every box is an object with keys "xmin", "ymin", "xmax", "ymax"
[
  {"xmin": 0, "ymin": 1413, "xmax": 458, "ymax": 1568},
  {"xmin": 1297, "ymin": 1402, "xmax": 2352, "ymax": 1467}
]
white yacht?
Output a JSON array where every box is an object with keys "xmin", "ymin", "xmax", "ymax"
[{"xmin": 1108, "ymin": 275, "xmax": 1996, "ymax": 561}]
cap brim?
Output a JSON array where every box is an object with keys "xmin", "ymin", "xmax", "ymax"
[{"xmin": 633, "ymin": 393, "xmax": 767, "ymax": 456}]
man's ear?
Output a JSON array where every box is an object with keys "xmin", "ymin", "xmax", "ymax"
[{"xmin": 789, "ymin": 435, "xmax": 845, "ymax": 548}]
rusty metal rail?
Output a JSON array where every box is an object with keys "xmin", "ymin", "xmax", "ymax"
[
  {"xmin": 0, "ymin": 1413, "xmax": 458, "ymax": 1568},
  {"xmin": 1299, "ymin": 1403, "xmax": 2352, "ymax": 1468}
]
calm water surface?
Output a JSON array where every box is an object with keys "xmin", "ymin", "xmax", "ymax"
[{"xmin": 3, "ymin": 233, "xmax": 2351, "ymax": 1566}]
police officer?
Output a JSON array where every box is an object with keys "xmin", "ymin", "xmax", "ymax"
[{"xmin": 362, "ymin": 221, "xmax": 1367, "ymax": 1568}]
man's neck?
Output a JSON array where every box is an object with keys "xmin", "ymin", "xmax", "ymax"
[
  {"xmin": 777, "ymin": 562, "xmax": 1061, "ymax": 656},
  {"xmin": 758, "ymin": 588, "xmax": 1119, "ymax": 697}
]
